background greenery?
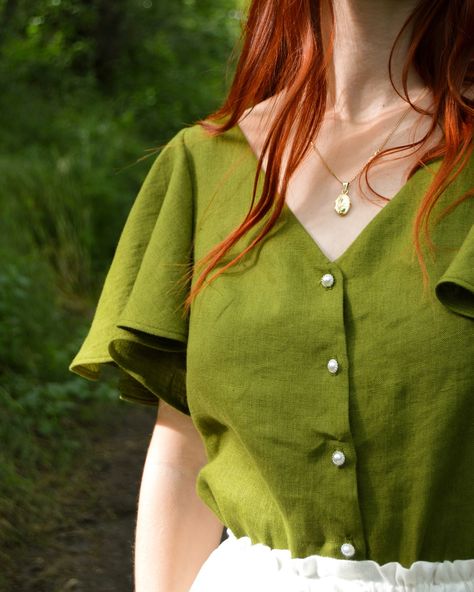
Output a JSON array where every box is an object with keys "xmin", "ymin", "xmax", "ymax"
[{"xmin": 0, "ymin": 0, "xmax": 242, "ymax": 583}]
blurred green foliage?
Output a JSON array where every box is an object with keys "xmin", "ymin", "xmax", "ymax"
[{"xmin": 0, "ymin": 0, "xmax": 242, "ymax": 583}]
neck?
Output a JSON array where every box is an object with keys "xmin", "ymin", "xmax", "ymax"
[{"xmin": 323, "ymin": 0, "xmax": 425, "ymax": 121}]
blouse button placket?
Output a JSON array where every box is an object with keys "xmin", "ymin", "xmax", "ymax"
[{"xmin": 316, "ymin": 267, "xmax": 366, "ymax": 560}]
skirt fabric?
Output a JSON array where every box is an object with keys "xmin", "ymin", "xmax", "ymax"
[{"xmin": 189, "ymin": 528, "xmax": 474, "ymax": 592}]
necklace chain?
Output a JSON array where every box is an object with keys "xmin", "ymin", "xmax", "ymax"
[
  {"xmin": 309, "ymin": 94, "xmax": 426, "ymax": 216},
  {"xmin": 310, "ymin": 101, "xmax": 415, "ymax": 185}
]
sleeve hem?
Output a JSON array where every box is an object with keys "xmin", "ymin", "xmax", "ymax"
[
  {"xmin": 119, "ymin": 394, "xmax": 159, "ymax": 407},
  {"xmin": 117, "ymin": 318, "xmax": 187, "ymax": 345},
  {"xmin": 69, "ymin": 356, "xmax": 113, "ymax": 379},
  {"xmin": 436, "ymin": 276, "xmax": 474, "ymax": 293},
  {"xmin": 435, "ymin": 275, "xmax": 474, "ymax": 319}
]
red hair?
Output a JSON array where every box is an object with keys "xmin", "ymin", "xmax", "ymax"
[{"xmin": 185, "ymin": 0, "xmax": 473, "ymax": 311}]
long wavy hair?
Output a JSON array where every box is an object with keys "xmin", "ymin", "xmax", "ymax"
[{"xmin": 184, "ymin": 0, "xmax": 473, "ymax": 311}]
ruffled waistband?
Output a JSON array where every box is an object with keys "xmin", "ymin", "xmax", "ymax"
[{"xmin": 216, "ymin": 528, "xmax": 474, "ymax": 591}]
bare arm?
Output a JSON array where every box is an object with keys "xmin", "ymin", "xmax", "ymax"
[{"xmin": 134, "ymin": 400, "xmax": 224, "ymax": 592}]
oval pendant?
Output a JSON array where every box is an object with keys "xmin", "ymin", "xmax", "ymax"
[{"xmin": 334, "ymin": 192, "xmax": 351, "ymax": 216}]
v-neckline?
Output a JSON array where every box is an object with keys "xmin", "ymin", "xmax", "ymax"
[{"xmin": 234, "ymin": 123, "xmax": 441, "ymax": 268}]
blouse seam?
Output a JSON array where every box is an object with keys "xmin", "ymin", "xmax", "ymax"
[{"xmin": 181, "ymin": 127, "xmax": 197, "ymax": 235}]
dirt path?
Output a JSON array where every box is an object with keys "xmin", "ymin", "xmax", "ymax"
[{"xmin": 16, "ymin": 404, "xmax": 156, "ymax": 592}]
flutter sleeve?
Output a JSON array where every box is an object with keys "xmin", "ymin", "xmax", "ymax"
[
  {"xmin": 69, "ymin": 128, "xmax": 193, "ymax": 415},
  {"xmin": 435, "ymin": 224, "xmax": 474, "ymax": 319}
]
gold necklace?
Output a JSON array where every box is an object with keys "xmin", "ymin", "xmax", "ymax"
[{"xmin": 310, "ymin": 101, "xmax": 416, "ymax": 216}]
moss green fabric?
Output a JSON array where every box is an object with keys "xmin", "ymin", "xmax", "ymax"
[{"xmin": 69, "ymin": 123, "xmax": 474, "ymax": 567}]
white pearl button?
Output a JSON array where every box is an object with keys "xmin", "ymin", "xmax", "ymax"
[
  {"xmin": 340, "ymin": 542, "xmax": 356, "ymax": 558},
  {"xmin": 327, "ymin": 359, "xmax": 339, "ymax": 374},
  {"xmin": 320, "ymin": 273, "xmax": 335, "ymax": 288},
  {"xmin": 332, "ymin": 450, "xmax": 346, "ymax": 467}
]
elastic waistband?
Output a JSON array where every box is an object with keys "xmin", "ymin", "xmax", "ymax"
[{"xmin": 224, "ymin": 528, "xmax": 474, "ymax": 590}]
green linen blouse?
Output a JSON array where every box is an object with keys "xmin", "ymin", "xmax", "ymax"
[{"xmin": 69, "ymin": 122, "xmax": 474, "ymax": 567}]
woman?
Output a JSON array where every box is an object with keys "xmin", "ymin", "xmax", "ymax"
[{"xmin": 69, "ymin": 0, "xmax": 474, "ymax": 590}]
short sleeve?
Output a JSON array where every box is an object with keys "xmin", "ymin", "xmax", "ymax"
[
  {"xmin": 435, "ymin": 224, "xmax": 474, "ymax": 319},
  {"xmin": 69, "ymin": 128, "xmax": 194, "ymax": 415}
]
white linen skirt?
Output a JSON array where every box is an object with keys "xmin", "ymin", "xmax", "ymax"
[{"xmin": 189, "ymin": 528, "xmax": 474, "ymax": 592}]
